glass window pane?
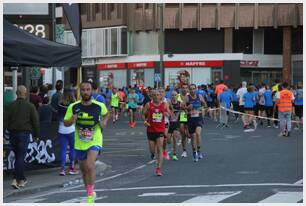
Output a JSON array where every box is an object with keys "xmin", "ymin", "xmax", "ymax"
[
  {"xmin": 121, "ymin": 28, "xmax": 127, "ymax": 55},
  {"xmin": 104, "ymin": 29, "xmax": 108, "ymax": 55},
  {"xmin": 111, "ymin": 28, "xmax": 117, "ymax": 55}
]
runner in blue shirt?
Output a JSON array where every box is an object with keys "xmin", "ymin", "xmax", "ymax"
[
  {"xmin": 263, "ymin": 85, "xmax": 273, "ymax": 127},
  {"xmin": 294, "ymin": 82, "xmax": 303, "ymax": 129},
  {"xmin": 243, "ymin": 86, "xmax": 257, "ymax": 130},
  {"xmin": 206, "ymin": 85, "xmax": 217, "ymax": 121},
  {"xmin": 229, "ymin": 86, "xmax": 239, "ymax": 120}
]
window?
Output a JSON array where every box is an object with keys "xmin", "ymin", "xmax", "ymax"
[
  {"xmin": 233, "ymin": 28, "xmax": 253, "ymax": 54},
  {"xmin": 121, "ymin": 28, "xmax": 127, "ymax": 54},
  {"xmin": 264, "ymin": 28, "xmax": 282, "ymax": 54},
  {"xmin": 80, "ymin": 4, "xmax": 86, "ymax": 15},
  {"xmin": 111, "ymin": 28, "xmax": 118, "ymax": 55},
  {"xmin": 292, "ymin": 26, "xmax": 302, "ymax": 54},
  {"xmin": 104, "ymin": 29, "xmax": 108, "ymax": 55},
  {"xmin": 95, "ymin": 4, "xmax": 101, "ymax": 13}
]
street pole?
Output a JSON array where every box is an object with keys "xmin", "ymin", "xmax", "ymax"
[
  {"xmin": 11, "ymin": 66, "xmax": 18, "ymax": 100},
  {"xmin": 158, "ymin": 3, "xmax": 164, "ymax": 88},
  {"xmin": 52, "ymin": 3, "xmax": 57, "ymax": 87}
]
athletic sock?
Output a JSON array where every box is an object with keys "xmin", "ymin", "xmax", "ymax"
[{"xmin": 86, "ymin": 184, "xmax": 94, "ymax": 196}]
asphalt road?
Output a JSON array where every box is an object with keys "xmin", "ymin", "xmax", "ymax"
[{"xmin": 6, "ymin": 113, "xmax": 303, "ymax": 203}]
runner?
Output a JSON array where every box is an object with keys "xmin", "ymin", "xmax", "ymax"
[
  {"xmin": 142, "ymin": 89, "xmax": 170, "ymax": 176},
  {"xmin": 258, "ymin": 84, "xmax": 266, "ymax": 126},
  {"xmin": 185, "ymin": 84, "xmax": 207, "ymax": 162},
  {"xmin": 263, "ymin": 85, "xmax": 274, "ymax": 127},
  {"xmin": 242, "ymin": 86, "xmax": 257, "ymax": 131},
  {"xmin": 118, "ymin": 88, "xmax": 126, "ymax": 115},
  {"xmin": 179, "ymin": 83, "xmax": 189, "ymax": 158},
  {"xmin": 293, "ymin": 82, "xmax": 303, "ymax": 130},
  {"xmin": 159, "ymin": 88, "xmax": 171, "ymax": 160},
  {"xmin": 127, "ymin": 88, "xmax": 139, "ymax": 128},
  {"xmin": 168, "ymin": 90, "xmax": 183, "ymax": 161},
  {"xmin": 64, "ymin": 81, "xmax": 109, "ymax": 203},
  {"xmin": 206, "ymin": 84, "xmax": 217, "ymax": 121},
  {"xmin": 110, "ymin": 87, "xmax": 120, "ymax": 123},
  {"xmin": 236, "ymin": 81, "xmax": 248, "ymax": 128}
]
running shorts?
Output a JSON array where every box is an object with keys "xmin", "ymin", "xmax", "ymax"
[
  {"xmin": 239, "ymin": 105, "xmax": 245, "ymax": 113},
  {"xmin": 244, "ymin": 107, "xmax": 254, "ymax": 112},
  {"xmin": 75, "ymin": 145, "xmax": 103, "ymax": 161},
  {"xmin": 147, "ymin": 132, "xmax": 164, "ymax": 141},
  {"xmin": 258, "ymin": 105, "xmax": 265, "ymax": 111},
  {"xmin": 188, "ymin": 116, "xmax": 204, "ymax": 134},
  {"xmin": 207, "ymin": 101, "xmax": 214, "ymax": 108},
  {"xmin": 168, "ymin": 122, "xmax": 180, "ymax": 134},
  {"xmin": 111, "ymin": 106, "xmax": 119, "ymax": 109},
  {"xmin": 128, "ymin": 107, "xmax": 137, "ymax": 112}
]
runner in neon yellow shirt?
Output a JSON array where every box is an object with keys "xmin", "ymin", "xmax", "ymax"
[
  {"xmin": 64, "ymin": 81, "xmax": 109, "ymax": 203},
  {"xmin": 111, "ymin": 87, "xmax": 120, "ymax": 123}
]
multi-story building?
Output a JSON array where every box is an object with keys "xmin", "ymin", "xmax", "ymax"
[{"xmin": 64, "ymin": 3, "xmax": 303, "ymax": 88}]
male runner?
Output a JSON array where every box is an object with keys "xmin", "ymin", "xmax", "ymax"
[
  {"xmin": 160, "ymin": 88, "xmax": 171, "ymax": 160},
  {"xmin": 110, "ymin": 87, "xmax": 120, "ymax": 123},
  {"xmin": 168, "ymin": 90, "xmax": 183, "ymax": 161},
  {"xmin": 127, "ymin": 88, "xmax": 139, "ymax": 128},
  {"xmin": 185, "ymin": 84, "xmax": 207, "ymax": 162},
  {"xmin": 142, "ymin": 89, "xmax": 170, "ymax": 176},
  {"xmin": 179, "ymin": 83, "xmax": 189, "ymax": 157},
  {"xmin": 64, "ymin": 81, "xmax": 109, "ymax": 203}
]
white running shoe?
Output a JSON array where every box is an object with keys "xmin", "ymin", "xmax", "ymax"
[
  {"xmin": 187, "ymin": 138, "xmax": 191, "ymax": 144},
  {"xmin": 181, "ymin": 151, "xmax": 187, "ymax": 158}
]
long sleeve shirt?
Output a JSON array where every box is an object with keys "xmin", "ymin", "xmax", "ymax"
[{"xmin": 4, "ymin": 98, "xmax": 40, "ymax": 137}]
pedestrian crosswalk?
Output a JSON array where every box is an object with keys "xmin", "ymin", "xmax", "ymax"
[
  {"xmin": 258, "ymin": 192, "xmax": 303, "ymax": 203},
  {"xmin": 183, "ymin": 191, "xmax": 242, "ymax": 203}
]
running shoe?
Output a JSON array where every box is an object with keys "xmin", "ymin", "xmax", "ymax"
[
  {"xmin": 87, "ymin": 192, "xmax": 96, "ymax": 203},
  {"xmin": 59, "ymin": 170, "xmax": 66, "ymax": 176},
  {"xmin": 18, "ymin": 179, "xmax": 28, "ymax": 187},
  {"xmin": 155, "ymin": 167, "xmax": 162, "ymax": 176},
  {"xmin": 181, "ymin": 151, "xmax": 187, "ymax": 158},
  {"xmin": 172, "ymin": 154, "xmax": 178, "ymax": 161},
  {"xmin": 11, "ymin": 179, "xmax": 20, "ymax": 189},
  {"xmin": 187, "ymin": 138, "xmax": 191, "ymax": 144},
  {"xmin": 193, "ymin": 152, "xmax": 198, "ymax": 162},
  {"xmin": 68, "ymin": 168, "xmax": 79, "ymax": 175},
  {"xmin": 129, "ymin": 122, "xmax": 133, "ymax": 128},
  {"xmin": 163, "ymin": 151, "xmax": 170, "ymax": 160},
  {"xmin": 198, "ymin": 152, "xmax": 204, "ymax": 159},
  {"xmin": 150, "ymin": 153, "xmax": 155, "ymax": 160},
  {"xmin": 132, "ymin": 121, "xmax": 136, "ymax": 128}
]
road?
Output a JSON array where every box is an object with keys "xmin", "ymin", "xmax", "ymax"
[{"xmin": 6, "ymin": 114, "xmax": 303, "ymax": 203}]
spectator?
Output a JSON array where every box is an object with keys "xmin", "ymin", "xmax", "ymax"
[
  {"xmin": 276, "ymin": 82, "xmax": 294, "ymax": 137},
  {"xmin": 38, "ymin": 95, "xmax": 53, "ymax": 124},
  {"xmin": 4, "ymin": 85, "xmax": 40, "ymax": 189},
  {"xmin": 51, "ymin": 80, "xmax": 64, "ymax": 121},
  {"xmin": 92, "ymin": 82, "xmax": 106, "ymax": 104},
  {"xmin": 57, "ymin": 88, "xmax": 78, "ymax": 176},
  {"xmin": 236, "ymin": 81, "xmax": 248, "ymax": 126},
  {"xmin": 30, "ymin": 86, "xmax": 42, "ymax": 110}
]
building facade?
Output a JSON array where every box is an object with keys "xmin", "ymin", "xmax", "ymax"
[{"xmin": 63, "ymin": 3, "xmax": 303, "ymax": 88}]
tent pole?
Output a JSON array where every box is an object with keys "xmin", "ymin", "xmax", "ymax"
[
  {"xmin": 11, "ymin": 67, "xmax": 18, "ymax": 100},
  {"xmin": 76, "ymin": 66, "xmax": 82, "ymax": 100}
]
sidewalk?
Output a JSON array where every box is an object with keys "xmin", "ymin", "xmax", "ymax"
[{"xmin": 3, "ymin": 160, "xmax": 110, "ymax": 199}]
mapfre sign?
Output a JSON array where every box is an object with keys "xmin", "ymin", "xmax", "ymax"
[
  {"xmin": 164, "ymin": 60, "xmax": 224, "ymax": 67},
  {"xmin": 240, "ymin": 60, "xmax": 259, "ymax": 67}
]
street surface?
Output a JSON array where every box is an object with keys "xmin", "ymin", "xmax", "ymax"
[{"xmin": 5, "ymin": 114, "xmax": 303, "ymax": 203}]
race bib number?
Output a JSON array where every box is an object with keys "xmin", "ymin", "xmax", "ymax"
[
  {"xmin": 190, "ymin": 110, "xmax": 200, "ymax": 117},
  {"xmin": 79, "ymin": 128, "xmax": 94, "ymax": 142},
  {"xmin": 152, "ymin": 112, "xmax": 163, "ymax": 122}
]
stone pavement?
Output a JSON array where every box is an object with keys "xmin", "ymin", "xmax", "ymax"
[{"xmin": 3, "ymin": 160, "xmax": 109, "ymax": 199}]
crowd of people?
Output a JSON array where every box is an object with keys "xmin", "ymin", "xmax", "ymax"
[{"xmin": 4, "ymin": 78, "xmax": 303, "ymax": 203}]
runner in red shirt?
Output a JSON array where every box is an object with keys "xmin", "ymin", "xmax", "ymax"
[{"xmin": 142, "ymin": 89, "xmax": 170, "ymax": 176}]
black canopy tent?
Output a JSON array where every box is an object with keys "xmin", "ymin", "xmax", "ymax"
[{"xmin": 3, "ymin": 19, "xmax": 81, "ymax": 67}]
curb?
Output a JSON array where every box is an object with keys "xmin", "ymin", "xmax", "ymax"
[{"xmin": 4, "ymin": 161, "xmax": 111, "ymax": 199}]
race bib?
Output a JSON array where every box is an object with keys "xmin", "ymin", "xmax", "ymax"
[
  {"xmin": 190, "ymin": 110, "xmax": 200, "ymax": 117},
  {"xmin": 152, "ymin": 112, "xmax": 163, "ymax": 122},
  {"xmin": 79, "ymin": 128, "xmax": 94, "ymax": 142}
]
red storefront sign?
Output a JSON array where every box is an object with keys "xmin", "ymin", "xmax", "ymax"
[
  {"xmin": 240, "ymin": 60, "xmax": 259, "ymax": 67},
  {"xmin": 97, "ymin": 63, "xmax": 126, "ymax": 70},
  {"xmin": 164, "ymin": 60, "xmax": 224, "ymax": 67},
  {"xmin": 127, "ymin": 61, "xmax": 155, "ymax": 69}
]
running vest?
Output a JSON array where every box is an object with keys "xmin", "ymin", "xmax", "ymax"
[
  {"xmin": 179, "ymin": 94, "xmax": 188, "ymax": 122},
  {"xmin": 170, "ymin": 100, "xmax": 181, "ymax": 122},
  {"xmin": 147, "ymin": 101, "xmax": 166, "ymax": 133},
  {"xmin": 111, "ymin": 93, "xmax": 119, "ymax": 107},
  {"xmin": 188, "ymin": 94, "xmax": 202, "ymax": 117},
  {"xmin": 278, "ymin": 89, "xmax": 293, "ymax": 112}
]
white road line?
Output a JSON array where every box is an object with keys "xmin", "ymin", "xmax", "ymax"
[
  {"xmin": 259, "ymin": 192, "xmax": 303, "ymax": 203},
  {"xmin": 13, "ymin": 198, "xmax": 47, "ymax": 203},
  {"xmin": 66, "ymin": 183, "xmax": 303, "ymax": 193},
  {"xmin": 293, "ymin": 179, "xmax": 303, "ymax": 185},
  {"xmin": 183, "ymin": 191, "xmax": 242, "ymax": 203},
  {"xmin": 102, "ymin": 148, "xmax": 144, "ymax": 154},
  {"xmin": 138, "ymin": 192, "xmax": 175, "ymax": 197}
]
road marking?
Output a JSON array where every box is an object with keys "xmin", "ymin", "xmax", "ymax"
[
  {"xmin": 183, "ymin": 191, "xmax": 241, "ymax": 203},
  {"xmin": 224, "ymin": 135, "xmax": 241, "ymax": 139},
  {"xmin": 236, "ymin": 171, "xmax": 259, "ymax": 175},
  {"xmin": 293, "ymin": 179, "xmax": 303, "ymax": 185},
  {"xmin": 13, "ymin": 198, "xmax": 47, "ymax": 203},
  {"xmin": 259, "ymin": 192, "xmax": 303, "ymax": 203},
  {"xmin": 66, "ymin": 183, "xmax": 303, "ymax": 193},
  {"xmin": 138, "ymin": 192, "xmax": 175, "ymax": 197},
  {"xmin": 61, "ymin": 196, "xmax": 107, "ymax": 203},
  {"xmin": 102, "ymin": 148, "xmax": 144, "ymax": 154}
]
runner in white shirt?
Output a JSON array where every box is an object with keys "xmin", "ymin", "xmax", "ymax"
[{"xmin": 236, "ymin": 81, "xmax": 248, "ymax": 127}]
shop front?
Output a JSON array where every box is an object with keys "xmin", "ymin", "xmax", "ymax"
[
  {"xmin": 97, "ymin": 63, "xmax": 127, "ymax": 89},
  {"xmin": 128, "ymin": 61, "xmax": 155, "ymax": 88},
  {"xmin": 164, "ymin": 60, "xmax": 224, "ymax": 87}
]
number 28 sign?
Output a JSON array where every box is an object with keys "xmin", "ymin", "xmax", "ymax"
[{"xmin": 14, "ymin": 24, "xmax": 50, "ymax": 39}]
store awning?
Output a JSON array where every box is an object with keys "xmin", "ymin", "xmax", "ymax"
[{"xmin": 3, "ymin": 19, "xmax": 81, "ymax": 67}]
